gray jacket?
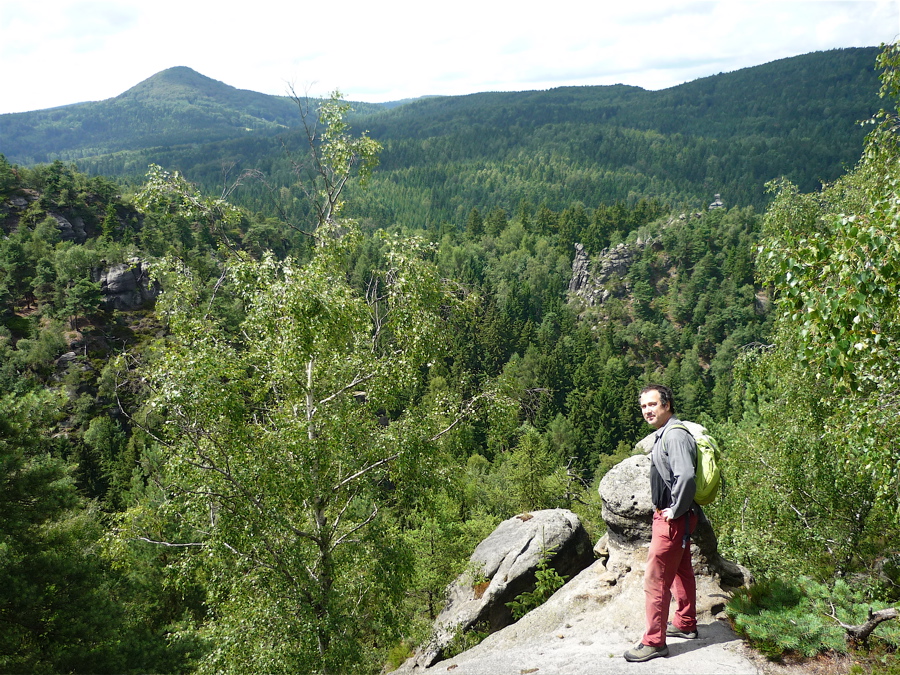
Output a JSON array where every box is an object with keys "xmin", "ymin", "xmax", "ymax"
[{"xmin": 650, "ymin": 416, "xmax": 699, "ymax": 519}]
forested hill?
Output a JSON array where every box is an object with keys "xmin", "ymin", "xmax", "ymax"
[
  {"xmin": 0, "ymin": 66, "xmax": 389, "ymax": 166},
  {"xmin": 346, "ymin": 47, "xmax": 880, "ymax": 222},
  {"xmin": 0, "ymin": 68, "xmax": 353, "ymax": 165},
  {"xmin": 364, "ymin": 47, "xmax": 877, "ymax": 141},
  {"xmin": 0, "ymin": 47, "xmax": 882, "ymax": 223}
]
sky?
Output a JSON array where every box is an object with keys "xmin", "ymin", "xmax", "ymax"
[{"xmin": 0, "ymin": 0, "xmax": 898, "ymax": 115}]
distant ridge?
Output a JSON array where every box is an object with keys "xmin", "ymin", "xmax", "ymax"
[{"xmin": 0, "ymin": 47, "xmax": 883, "ymax": 217}]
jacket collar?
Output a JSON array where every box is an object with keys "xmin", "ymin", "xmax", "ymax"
[{"xmin": 654, "ymin": 415, "xmax": 680, "ymax": 442}]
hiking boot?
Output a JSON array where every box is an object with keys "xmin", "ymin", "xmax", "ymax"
[
  {"xmin": 666, "ymin": 623, "xmax": 699, "ymax": 639},
  {"xmin": 623, "ymin": 643, "xmax": 669, "ymax": 662}
]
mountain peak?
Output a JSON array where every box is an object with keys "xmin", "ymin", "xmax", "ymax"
[
  {"xmin": 117, "ymin": 67, "xmax": 239, "ymax": 103},
  {"xmin": 146, "ymin": 66, "xmax": 216, "ymax": 85}
]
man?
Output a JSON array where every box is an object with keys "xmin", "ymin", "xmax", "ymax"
[{"xmin": 623, "ymin": 384, "xmax": 701, "ymax": 663}]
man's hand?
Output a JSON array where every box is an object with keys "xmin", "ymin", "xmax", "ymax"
[{"xmin": 661, "ymin": 508, "xmax": 675, "ymax": 522}]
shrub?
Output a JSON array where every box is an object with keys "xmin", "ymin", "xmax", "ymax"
[{"xmin": 728, "ymin": 577, "xmax": 900, "ymax": 660}]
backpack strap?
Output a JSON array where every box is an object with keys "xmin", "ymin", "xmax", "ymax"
[
  {"xmin": 661, "ymin": 423, "xmax": 696, "ymax": 547},
  {"xmin": 662, "ymin": 423, "xmax": 695, "ymax": 470}
]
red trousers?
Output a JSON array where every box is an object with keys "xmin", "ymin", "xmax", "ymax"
[{"xmin": 642, "ymin": 510, "xmax": 698, "ymax": 647}]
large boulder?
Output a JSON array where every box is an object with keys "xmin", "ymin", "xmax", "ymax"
[
  {"xmin": 601, "ymin": 432, "xmax": 753, "ymax": 588},
  {"xmin": 96, "ymin": 260, "xmax": 160, "ymax": 311},
  {"xmin": 598, "ymin": 453, "xmax": 655, "ymax": 548},
  {"xmin": 49, "ymin": 212, "xmax": 88, "ymax": 243},
  {"xmin": 406, "ymin": 509, "xmax": 594, "ymax": 670},
  {"xmin": 402, "ymin": 452, "xmax": 756, "ymax": 674}
]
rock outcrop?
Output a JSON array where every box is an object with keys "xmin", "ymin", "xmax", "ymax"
[
  {"xmin": 406, "ymin": 509, "xmax": 594, "ymax": 670},
  {"xmin": 567, "ymin": 242, "xmax": 639, "ymax": 309},
  {"xmin": 599, "ymin": 445, "xmax": 753, "ymax": 589},
  {"xmin": 49, "ymin": 212, "xmax": 88, "ymax": 243},
  {"xmin": 95, "ymin": 260, "xmax": 160, "ymax": 311},
  {"xmin": 401, "ymin": 447, "xmax": 754, "ymax": 674}
]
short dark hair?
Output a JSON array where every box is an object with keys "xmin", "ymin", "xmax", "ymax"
[{"xmin": 639, "ymin": 384, "xmax": 676, "ymax": 415}]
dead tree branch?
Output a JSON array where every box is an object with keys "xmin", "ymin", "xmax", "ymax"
[{"xmin": 828, "ymin": 604, "xmax": 899, "ymax": 644}]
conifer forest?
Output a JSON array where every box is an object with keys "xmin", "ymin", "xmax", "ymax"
[{"xmin": 0, "ymin": 45, "xmax": 899, "ymax": 674}]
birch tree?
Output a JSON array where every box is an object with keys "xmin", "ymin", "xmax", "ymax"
[{"xmin": 124, "ymin": 93, "xmax": 468, "ymax": 674}]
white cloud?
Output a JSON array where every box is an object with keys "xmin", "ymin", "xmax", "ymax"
[{"xmin": 0, "ymin": 0, "xmax": 896, "ymax": 114}]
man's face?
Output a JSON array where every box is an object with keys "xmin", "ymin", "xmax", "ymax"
[{"xmin": 639, "ymin": 389, "xmax": 671, "ymax": 429}]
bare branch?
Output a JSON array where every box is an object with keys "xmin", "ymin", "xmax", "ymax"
[
  {"xmin": 740, "ymin": 341, "xmax": 776, "ymax": 351},
  {"xmin": 133, "ymin": 537, "xmax": 206, "ymax": 548},
  {"xmin": 220, "ymin": 163, "xmax": 262, "ymax": 201},
  {"xmin": 828, "ymin": 604, "xmax": 899, "ymax": 643},
  {"xmin": 430, "ymin": 412, "xmax": 468, "ymax": 442},
  {"xmin": 318, "ymin": 372, "xmax": 375, "ymax": 407},
  {"xmin": 334, "ymin": 504, "xmax": 379, "ymax": 548},
  {"xmin": 333, "ymin": 453, "xmax": 400, "ymax": 493},
  {"xmin": 430, "ymin": 392, "xmax": 491, "ymax": 442},
  {"xmin": 330, "ymin": 490, "xmax": 356, "ymax": 539},
  {"xmin": 204, "ymin": 264, "xmax": 231, "ymax": 321}
]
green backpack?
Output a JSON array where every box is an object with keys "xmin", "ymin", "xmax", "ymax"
[{"xmin": 664, "ymin": 421, "xmax": 722, "ymax": 506}]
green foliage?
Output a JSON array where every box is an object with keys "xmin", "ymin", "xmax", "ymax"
[
  {"xmin": 385, "ymin": 641, "xmax": 415, "ymax": 671},
  {"xmin": 444, "ymin": 620, "xmax": 491, "ymax": 660},
  {"xmin": 710, "ymin": 332, "xmax": 895, "ymax": 581},
  {"xmin": 505, "ymin": 552, "xmax": 569, "ymax": 621},
  {"xmin": 0, "ymin": 154, "xmax": 16, "ymax": 198},
  {"xmin": 63, "ymin": 276, "xmax": 102, "ymax": 328},
  {"xmin": 709, "ymin": 43, "xmax": 900, "ymax": 672},
  {"xmin": 728, "ymin": 578, "xmax": 846, "ymax": 658},
  {"xmin": 124, "ymin": 112, "xmax": 479, "ymax": 670},
  {"xmin": 0, "ymin": 390, "xmax": 194, "ymax": 674},
  {"xmin": 5, "ymin": 319, "xmax": 65, "ymax": 379},
  {"xmin": 403, "ymin": 504, "xmax": 497, "ymax": 623},
  {"xmin": 136, "ymin": 163, "xmax": 245, "ymax": 251},
  {"xmin": 728, "ymin": 577, "xmax": 900, "ymax": 660},
  {"xmin": 756, "ymin": 42, "xmax": 900, "ymax": 513},
  {"xmin": 851, "ymin": 658, "xmax": 900, "ymax": 675},
  {"xmin": 82, "ymin": 415, "xmax": 132, "ymax": 509},
  {"xmin": 284, "ymin": 90, "xmax": 382, "ymax": 235},
  {"xmin": 132, "ymin": 231, "xmax": 459, "ymax": 672}
]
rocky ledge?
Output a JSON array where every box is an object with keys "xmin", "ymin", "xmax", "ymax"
[{"xmin": 398, "ymin": 440, "xmax": 756, "ymax": 675}]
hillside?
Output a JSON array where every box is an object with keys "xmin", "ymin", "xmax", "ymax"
[
  {"xmin": 0, "ymin": 67, "xmax": 306, "ymax": 164},
  {"xmin": 345, "ymin": 47, "xmax": 879, "ymax": 222},
  {"xmin": 0, "ymin": 48, "xmax": 881, "ymax": 225},
  {"xmin": 2, "ymin": 41, "xmax": 900, "ymax": 671},
  {"xmin": 362, "ymin": 47, "xmax": 875, "ymax": 142}
]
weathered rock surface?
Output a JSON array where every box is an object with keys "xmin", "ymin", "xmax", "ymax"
[
  {"xmin": 400, "ymin": 448, "xmax": 756, "ymax": 674},
  {"xmin": 567, "ymin": 243, "xmax": 594, "ymax": 297},
  {"xmin": 405, "ymin": 509, "xmax": 594, "ymax": 670},
  {"xmin": 404, "ymin": 548, "xmax": 759, "ymax": 674},
  {"xmin": 49, "ymin": 212, "xmax": 88, "ymax": 243},
  {"xmin": 96, "ymin": 260, "xmax": 160, "ymax": 310},
  {"xmin": 567, "ymin": 242, "xmax": 639, "ymax": 309},
  {"xmin": 599, "ymin": 453, "xmax": 656, "ymax": 548}
]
